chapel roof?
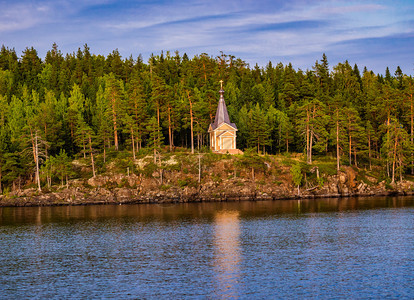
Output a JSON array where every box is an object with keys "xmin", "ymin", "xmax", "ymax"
[{"xmin": 210, "ymin": 88, "xmax": 237, "ymax": 130}]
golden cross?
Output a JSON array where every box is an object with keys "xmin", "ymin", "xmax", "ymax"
[{"xmin": 219, "ymin": 80, "xmax": 223, "ymax": 89}]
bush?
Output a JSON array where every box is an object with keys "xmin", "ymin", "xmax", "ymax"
[
  {"xmin": 138, "ymin": 162, "xmax": 158, "ymax": 178},
  {"xmin": 160, "ymin": 184, "xmax": 171, "ymax": 191},
  {"xmin": 177, "ymin": 176, "xmax": 195, "ymax": 188},
  {"xmin": 290, "ymin": 164, "xmax": 303, "ymax": 187}
]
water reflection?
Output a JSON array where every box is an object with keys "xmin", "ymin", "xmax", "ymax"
[
  {"xmin": 213, "ymin": 210, "xmax": 241, "ymax": 298},
  {"xmin": 1, "ymin": 196, "xmax": 414, "ymax": 226}
]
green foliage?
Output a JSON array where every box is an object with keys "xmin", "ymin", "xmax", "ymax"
[
  {"xmin": 290, "ymin": 163, "xmax": 303, "ymax": 187},
  {"xmin": 146, "ymin": 116, "xmax": 164, "ymax": 160},
  {"xmin": 0, "ymin": 46, "xmax": 413, "ymax": 192},
  {"xmin": 139, "ymin": 162, "xmax": 158, "ymax": 178},
  {"xmin": 177, "ymin": 176, "xmax": 195, "ymax": 188},
  {"xmin": 235, "ymin": 149, "xmax": 269, "ymax": 178},
  {"xmin": 315, "ymin": 159, "xmax": 338, "ymax": 176},
  {"xmin": 161, "ymin": 184, "xmax": 171, "ymax": 191},
  {"xmin": 211, "ymin": 174, "xmax": 222, "ymax": 186}
]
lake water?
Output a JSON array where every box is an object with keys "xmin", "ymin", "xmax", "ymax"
[{"xmin": 1, "ymin": 197, "xmax": 413, "ymax": 299}]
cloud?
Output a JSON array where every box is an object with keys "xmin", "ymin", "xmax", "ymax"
[
  {"xmin": 0, "ymin": 3, "xmax": 47, "ymax": 32},
  {"xmin": 318, "ymin": 3, "xmax": 386, "ymax": 14},
  {"xmin": 0, "ymin": 0, "xmax": 413, "ymax": 74}
]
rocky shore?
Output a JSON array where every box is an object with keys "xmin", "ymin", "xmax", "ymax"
[{"xmin": 1, "ymin": 170, "xmax": 414, "ymax": 207}]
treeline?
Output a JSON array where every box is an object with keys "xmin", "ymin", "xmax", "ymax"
[{"xmin": 0, "ymin": 43, "xmax": 413, "ymax": 193}]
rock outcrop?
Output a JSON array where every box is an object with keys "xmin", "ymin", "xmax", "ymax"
[{"xmin": 1, "ymin": 170, "xmax": 414, "ymax": 207}]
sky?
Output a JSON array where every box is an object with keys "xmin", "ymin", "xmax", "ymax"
[{"xmin": 0, "ymin": 0, "xmax": 413, "ymax": 75}]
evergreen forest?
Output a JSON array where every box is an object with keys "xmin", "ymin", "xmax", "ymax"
[{"xmin": 0, "ymin": 43, "xmax": 413, "ymax": 194}]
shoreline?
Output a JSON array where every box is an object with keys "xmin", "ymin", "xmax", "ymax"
[
  {"xmin": 2, "ymin": 157, "xmax": 414, "ymax": 208},
  {"xmin": 1, "ymin": 187, "xmax": 413, "ymax": 207}
]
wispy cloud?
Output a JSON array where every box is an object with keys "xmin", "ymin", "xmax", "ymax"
[
  {"xmin": 0, "ymin": 3, "xmax": 48, "ymax": 32},
  {"xmin": 318, "ymin": 3, "xmax": 386, "ymax": 14},
  {"xmin": 0, "ymin": 0, "xmax": 413, "ymax": 74}
]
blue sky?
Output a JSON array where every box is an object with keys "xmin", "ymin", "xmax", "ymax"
[{"xmin": 1, "ymin": 0, "xmax": 413, "ymax": 75}]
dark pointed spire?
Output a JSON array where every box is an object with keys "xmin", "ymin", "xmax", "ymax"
[{"xmin": 211, "ymin": 82, "xmax": 237, "ymax": 130}]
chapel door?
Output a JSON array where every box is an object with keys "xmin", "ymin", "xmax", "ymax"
[{"xmin": 222, "ymin": 138, "xmax": 233, "ymax": 149}]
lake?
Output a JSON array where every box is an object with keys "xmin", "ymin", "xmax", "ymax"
[{"xmin": 1, "ymin": 197, "xmax": 413, "ymax": 299}]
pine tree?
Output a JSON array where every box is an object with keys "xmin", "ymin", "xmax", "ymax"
[
  {"xmin": 344, "ymin": 106, "xmax": 365, "ymax": 167},
  {"xmin": 0, "ymin": 94, "xmax": 8, "ymax": 194},
  {"xmin": 403, "ymin": 76, "xmax": 414, "ymax": 174},
  {"xmin": 125, "ymin": 75, "xmax": 148, "ymax": 152},
  {"xmin": 297, "ymin": 99, "xmax": 328, "ymax": 164},
  {"xmin": 314, "ymin": 53, "xmax": 331, "ymax": 95},
  {"xmin": 146, "ymin": 116, "xmax": 164, "ymax": 163},
  {"xmin": 248, "ymin": 103, "xmax": 271, "ymax": 154},
  {"xmin": 151, "ymin": 74, "xmax": 169, "ymax": 148},
  {"xmin": 186, "ymin": 89, "xmax": 195, "ymax": 154},
  {"xmin": 35, "ymin": 89, "xmax": 62, "ymax": 157},
  {"xmin": 20, "ymin": 47, "xmax": 43, "ymax": 91},
  {"xmin": 366, "ymin": 120, "xmax": 376, "ymax": 170},
  {"xmin": 381, "ymin": 117, "xmax": 412, "ymax": 183},
  {"xmin": 54, "ymin": 149, "xmax": 72, "ymax": 187},
  {"xmin": 327, "ymin": 95, "xmax": 347, "ymax": 172},
  {"xmin": 385, "ymin": 67, "xmax": 392, "ymax": 84},
  {"xmin": 67, "ymin": 83, "xmax": 85, "ymax": 143},
  {"xmin": 94, "ymin": 85, "xmax": 112, "ymax": 162},
  {"xmin": 104, "ymin": 73, "xmax": 125, "ymax": 151},
  {"xmin": 2, "ymin": 152, "xmax": 25, "ymax": 192},
  {"xmin": 75, "ymin": 117, "xmax": 96, "ymax": 177}
]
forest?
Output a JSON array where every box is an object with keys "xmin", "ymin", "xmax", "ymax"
[{"xmin": 0, "ymin": 43, "xmax": 413, "ymax": 194}]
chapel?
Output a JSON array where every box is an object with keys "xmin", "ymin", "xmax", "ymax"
[{"xmin": 208, "ymin": 81, "xmax": 241, "ymax": 154}]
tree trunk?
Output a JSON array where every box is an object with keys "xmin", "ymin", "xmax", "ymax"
[
  {"xmin": 168, "ymin": 106, "xmax": 172, "ymax": 152},
  {"xmin": 131, "ymin": 128, "xmax": 136, "ymax": 160},
  {"xmin": 35, "ymin": 132, "xmax": 41, "ymax": 192},
  {"xmin": 83, "ymin": 134, "xmax": 86, "ymax": 159},
  {"xmin": 306, "ymin": 108, "xmax": 310, "ymax": 163},
  {"xmin": 0, "ymin": 166, "xmax": 2, "ymax": 194},
  {"xmin": 336, "ymin": 112, "xmax": 340, "ymax": 172},
  {"xmin": 354, "ymin": 147, "xmax": 357, "ymax": 167},
  {"xmin": 391, "ymin": 128, "xmax": 398, "ymax": 184},
  {"xmin": 157, "ymin": 102, "xmax": 160, "ymax": 150},
  {"xmin": 112, "ymin": 92, "xmax": 118, "ymax": 150},
  {"xmin": 198, "ymin": 153, "xmax": 201, "ymax": 183},
  {"xmin": 29, "ymin": 128, "xmax": 37, "ymax": 179},
  {"xmin": 349, "ymin": 132, "xmax": 352, "ymax": 166},
  {"xmin": 158, "ymin": 153, "xmax": 163, "ymax": 186},
  {"xmin": 411, "ymin": 93, "xmax": 413, "ymax": 174},
  {"xmin": 309, "ymin": 130, "xmax": 313, "ymax": 164},
  {"xmin": 138, "ymin": 130, "xmax": 142, "ymax": 150},
  {"xmin": 103, "ymin": 141, "xmax": 106, "ymax": 163},
  {"xmin": 89, "ymin": 135, "xmax": 96, "ymax": 177},
  {"xmin": 44, "ymin": 123, "xmax": 48, "ymax": 159},
  {"xmin": 278, "ymin": 125, "xmax": 281, "ymax": 152},
  {"xmin": 286, "ymin": 131, "xmax": 289, "ymax": 153},
  {"xmin": 187, "ymin": 91, "xmax": 194, "ymax": 154},
  {"xmin": 368, "ymin": 135, "xmax": 372, "ymax": 170},
  {"xmin": 387, "ymin": 115, "xmax": 390, "ymax": 177}
]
